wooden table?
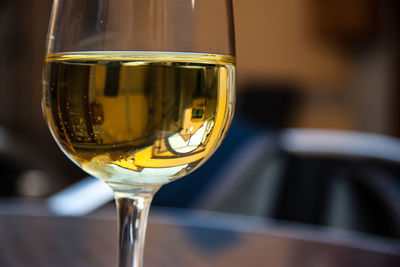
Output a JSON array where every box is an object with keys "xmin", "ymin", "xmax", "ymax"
[{"xmin": 0, "ymin": 208, "xmax": 399, "ymax": 267}]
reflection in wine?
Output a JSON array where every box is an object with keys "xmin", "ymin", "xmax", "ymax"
[{"xmin": 43, "ymin": 52, "xmax": 235, "ymax": 186}]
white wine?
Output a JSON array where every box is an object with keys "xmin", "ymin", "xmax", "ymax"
[{"xmin": 43, "ymin": 52, "xmax": 235, "ymax": 186}]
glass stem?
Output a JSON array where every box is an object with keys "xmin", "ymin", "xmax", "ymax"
[{"xmin": 113, "ymin": 186, "xmax": 160, "ymax": 267}]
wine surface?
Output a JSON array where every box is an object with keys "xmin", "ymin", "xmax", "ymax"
[{"xmin": 43, "ymin": 52, "xmax": 235, "ymax": 186}]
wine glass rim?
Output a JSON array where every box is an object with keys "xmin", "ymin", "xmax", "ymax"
[{"xmin": 45, "ymin": 51, "xmax": 236, "ymax": 64}]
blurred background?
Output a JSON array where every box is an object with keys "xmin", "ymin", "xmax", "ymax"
[{"xmin": 0, "ymin": 0, "xmax": 400, "ymax": 254}]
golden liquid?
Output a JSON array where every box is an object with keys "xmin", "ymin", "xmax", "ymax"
[{"xmin": 43, "ymin": 52, "xmax": 235, "ymax": 186}]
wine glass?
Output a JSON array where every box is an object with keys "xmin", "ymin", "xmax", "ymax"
[{"xmin": 42, "ymin": 0, "xmax": 235, "ymax": 266}]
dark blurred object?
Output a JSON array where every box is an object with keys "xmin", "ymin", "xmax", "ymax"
[
  {"xmin": 0, "ymin": 126, "xmax": 84, "ymax": 197},
  {"xmin": 0, "ymin": 0, "xmax": 87, "ymax": 196},
  {"xmin": 311, "ymin": 0, "xmax": 381, "ymax": 50},
  {"xmin": 275, "ymin": 155, "xmax": 400, "ymax": 238},
  {"xmin": 394, "ymin": 0, "xmax": 400, "ymax": 137},
  {"xmin": 199, "ymin": 129, "xmax": 400, "ymax": 239},
  {"xmin": 237, "ymin": 83, "xmax": 300, "ymax": 129},
  {"xmin": 0, "ymin": 0, "xmax": 51, "ymax": 134}
]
